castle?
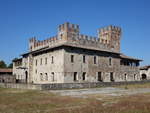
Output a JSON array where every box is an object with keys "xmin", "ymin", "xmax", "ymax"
[{"xmin": 13, "ymin": 22, "xmax": 142, "ymax": 84}]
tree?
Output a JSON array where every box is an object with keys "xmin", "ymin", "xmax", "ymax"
[
  {"xmin": 0, "ymin": 60, "xmax": 7, "ymax": 68},
  {"xmin": 8, "ymin": 63, "xmax": 13, "ymax": 68}
]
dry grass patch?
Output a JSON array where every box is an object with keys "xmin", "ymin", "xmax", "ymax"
[
  {"xmin": 0, "ymin": 87, "xmax": 150, "ymax": 113},
  {"xmin": 117, "ymin": 82, "xmax": 150, "ymax": 89}
]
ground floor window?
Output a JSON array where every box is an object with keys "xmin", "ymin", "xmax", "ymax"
[
  {"xmin": 45, "ymin": 73, "xmax": 48, "ymax": 81},
  {"xmin": 110, "ymin": 72, "xmax": 114, "ymax": 82},
  {"xmin": 134, "ymin": 74, "xmax": 136, "ymax": 80},
  {"xmin": 51, "ymin": 72, "xmax": 54, "ymax": 81},
  {"xmin": 40, "ymin": 73, "xmax": 43, "ymax": 81},
  {"xmin": 74, "ymin": 72, "xmax": 77, "ymax": 81},
  {"xmin": 98, "ymin": 72, "xmax": 102, "ymax": 82},
  {"xmin": 82, "ymin": 72, "xmax": 86, "ymax": 81},
  {"xmin": 124, "ymin": 74, "xmax": 127, "ymax": 81}
]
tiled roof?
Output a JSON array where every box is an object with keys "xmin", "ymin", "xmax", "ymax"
[
  {"xmin": 0, "ymin": 68, "xmax": 12, "ymax": 73},
  {"xmin": 120, "ymin": 53, "xmax": 142, "ymax": 61},
  {"xmin": 140, "ymin": 65, "xmax": 150, "ymax": 70}
]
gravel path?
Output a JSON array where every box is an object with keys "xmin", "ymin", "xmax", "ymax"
[{"xmin": 50, "ymin": 87, "xmax": 150, "ymax": 98}]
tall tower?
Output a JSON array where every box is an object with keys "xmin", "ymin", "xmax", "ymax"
[
  {"xmin": 29, "ymin": 37, "xmax": 36, "ymax": 52},
  {"xmin": 57, "ymin": 22, "xmax": 79, "ymax": 41},
  {"xmin": 97, "ymin": 25, "xmax": 121, "ymax": 52}
]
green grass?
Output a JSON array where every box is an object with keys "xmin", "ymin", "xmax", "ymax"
[{"xmin": 0, "ymin": 86, "xmax": 150, "ymax": 113}]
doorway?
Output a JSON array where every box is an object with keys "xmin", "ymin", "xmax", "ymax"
[{"xmin": 141, "ymin": 74, "xmax": 147, "ymax": 80}]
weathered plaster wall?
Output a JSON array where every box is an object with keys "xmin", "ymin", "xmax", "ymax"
[
  {"xmin": 140, "ymin": 68, "xmax": 150, "ymax": 80},
  {"xmin": 32, "ymin": 49, "xmax": 65, "ymax": 84},
  {"xmin": 63, "ymin": 47, "xmax": 140, "ymax": 83}
]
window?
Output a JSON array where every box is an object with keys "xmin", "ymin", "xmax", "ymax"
[
  {"xmin": 109, "ymin": 57, "xmax": 112, "ymax": 66},
  {"xmin": 73, "ymin": 72, "xmax": 77, "ymax": 81},
  {"xmin": 51, "ymin": 56, "xmax": 54, "ymax": 64},
  {"xmin": 45, "ymin": 73, "xmax": 48, "ymax": 81},
  {"xmin": 51, "ymin": 72, "xmax": 54, "ymax": 81},
  {"xmin": 110, "ymin": 72, "xmax": 114, "ymax": 82},
  {"xmin": 60, "ymin": 34, "xmax": 63, "ymax": 39},
  {"xmin": 35, "ymin": 59, "xmax": 38, "ymax": 66},
  {"xmin": 94, "ymin": 56, "xmax": 97, "ymax": 64},
  {"xmin": 83, "ymin": 55, "xmax": 85, "ymax": 63},
  {"xmin": 82, "ymin": 72, "xmax": 86, "ymax": 80},
  {"xmin": 45, "ymin": 58, "xmax": 47, "ymax": 65},
  {"xmin": 40, "ymin": 58, "xmax": 42, "ymax": 65},
  {"xmin": 134, "ymin": 74, "xmax": 136, "ymax": 80},
  {"xmin": 71, "ymin": 55, "xmax": 74, "ymax": 63},
  {"xmin": 98, "ymin": 72, "xmax": 102, "ymax": 81},
  {"xmin": 35, "ymin": 69, "xmax": 37, "ymax": 74},
  {"xmin": 136, "ymin": 62, "xmax": 139, "ymax": 67},
  {"xmin": 40, "ymin": 73, "xmax": 43, "ymax": 81},
  {"xmin": 124, "ymin": 74, "xmax": 127, "ymax": 81}
]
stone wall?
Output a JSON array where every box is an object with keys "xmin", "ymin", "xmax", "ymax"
[
  {"xmin": 0, "ymin": 83, "xmax": 41, "ymax": 90},
  {"xmin": 0, "ymin": 81, "xmax": 150, "ymax": 90},
  {"xmin": 63, "ymin": 46, "xmax": 140, "ymax": 83},
  {"xmin": 0, "ymin": 74, "xmax": 16, "ymax": 83},
  {"xmin": 41, "ymin": 81, "xmax": 150, "ymax": 90}
]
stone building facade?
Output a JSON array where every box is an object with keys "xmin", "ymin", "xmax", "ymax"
[
  {"xmin": 13, "ymin": 22, "xmax": 141, "ymax": 84},
  {"xmin": 0, "ymin": 68, "xmax": 15, "ymax": 83},
  {"xmin": 140, "ymin": 65, "xmax": 150, "ymax": 80}
]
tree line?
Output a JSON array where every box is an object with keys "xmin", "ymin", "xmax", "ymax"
[{"xmin": 0, "ymin": 60, "xmax": 13, "ymax": 68}]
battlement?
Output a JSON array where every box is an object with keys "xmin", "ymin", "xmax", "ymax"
[
  {"xmin": 58, "ymin": 22, "xmax": 79, "ymax": 32},
  {"xmin": 98, "ymin": 25, "xmax": 121, "ymax": 35},
  {"xmin": 28, "ymin": 22, "xmax": 121, "ymax": 53},
  {"xmin": 79, "ymin": 34, "xmax": 97, "ymax": 41}
]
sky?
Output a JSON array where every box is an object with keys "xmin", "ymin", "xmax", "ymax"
[{"xmin": 0, "ymin": 0, "xmax": 150, "ymax": 66}]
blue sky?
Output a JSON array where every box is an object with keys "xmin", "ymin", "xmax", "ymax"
[{"xmin": 0, "ymin": 0, "xmax": 149, "ymax": 66}]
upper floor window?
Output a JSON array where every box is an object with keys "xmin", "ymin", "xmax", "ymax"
[
  {"xmin": 109, "ymin": 57, "xmax": 112, "ymax": 66},
  {"xmin": 71, "ymin": 55, "xmax": 74, "ymax": 63},
  {"xmin": 83, "ymin": 55, "xmax": 85, "ymax": 63},
  {"xmin": 40, "ymin": 58, "xmax": 42, "ymax": 65},
  {"xmin": 94, "ymin": 56, "xmax": 97, "ymax": 64},
  {"xmin": 51, "ymin": 56, "xmax": 54, "ymax": 64},
  {"xmin": 45, "ymin": 58, "xmax": 47, "ymax": 65},
  {"xmin": 35, "ymin": 59, "xmax": 38, "ymax": 66}
]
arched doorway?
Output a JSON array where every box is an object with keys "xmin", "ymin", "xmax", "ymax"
[
  {"xmin": 25, "ymin": 71, "xmax": 28, "ymax": 83},
  {"xmin": 141, "ymin": 74, "xmax": 147, "ymax": 80}
]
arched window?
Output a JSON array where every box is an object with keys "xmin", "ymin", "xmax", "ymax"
[
  {"xmin": 142, "ymin": 74, "xmax": 147, "ymax": 80},
  {"xmin": 45, "ymin": 73, "xmax": 48, "ymax": 81},
  {"xmin": 40, "ymin": 73, "xmax": 43, "ymax": 81}
]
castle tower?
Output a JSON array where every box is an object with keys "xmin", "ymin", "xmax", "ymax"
[
  {"xmin": 97, "ymin": 25, "xmax": 121, "ymax": 52},
  {"xmin": 57, "ymin": 22, "xmax": 79, "ymax": 41},
  {"xmin": 29, "ymin": 37, "xmax": 36, "ymax": 52}
]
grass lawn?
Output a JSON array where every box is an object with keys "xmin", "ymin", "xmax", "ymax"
[{"xmin": 0, "ymin": 85, "xmax": 150, "ymax": 113}]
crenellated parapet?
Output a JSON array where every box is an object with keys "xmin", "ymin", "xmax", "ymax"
[
  {"xmin": 28, "ymin": 22, "xmax": 122, "ymax": 53},
  {"xmin": 97, "ymin": 25, "xmax": 121, "ymax": 52},
  {"xmin": 57, "ymin": 22, "xmax": 79, "ymax": 41}
]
